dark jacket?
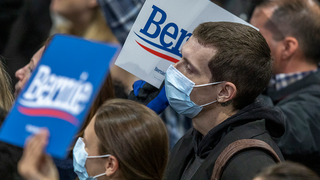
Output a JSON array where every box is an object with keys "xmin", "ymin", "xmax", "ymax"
[
  {"xmin": 261, "ymin": 70, "xmax": 320, "ymax": 175},
  {"xmin": 164, "ymin": 101, "xmax": 285, "ymax": 180},
  {"xmin": 0, "ymin": 0, "xmax": 23, "ymax": 53}
]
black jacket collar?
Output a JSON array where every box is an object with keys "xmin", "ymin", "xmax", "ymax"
[{"xmin": 192, "ymin": 101, "xmax": 285, "ymax": 158}]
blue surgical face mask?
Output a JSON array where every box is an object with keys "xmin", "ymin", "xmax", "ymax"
[
  {"xmin": 73, "ymin": 137, "xmax": 111, "ymax": 180},
  {"xmin": 165, "ymin": 65, "xmax": 222, "ymax": 118}
]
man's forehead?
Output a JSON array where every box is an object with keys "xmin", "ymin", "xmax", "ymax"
[
  {"xmin": 181, "ymin": 36, "xmax": 216, "ymax": 68},
  {"xmin": 182, "ymin": 36, "xmax": 216, "ymax": 53},
  {"xmin": 254, "ymin": 6, "xmax": 275, "ymax": 20}
]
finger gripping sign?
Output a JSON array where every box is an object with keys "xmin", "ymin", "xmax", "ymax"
[
  {"xmin": 115, "ymin": 0, "xmax": 256, "ymax": 88},
  {"xmin": 0, "ymin": 35, "xmax": 120, "ymax": 159}
]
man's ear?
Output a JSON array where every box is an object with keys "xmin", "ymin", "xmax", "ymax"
[
  {"xmin": 105, "ymin": 155, "xmax": 119, "ymax": 177},
  {"xmin": 87, "ymin": 0, "xmax": 98, "ymax": 8},
  {"xmin": 281, "ymin": 37, "xmax": 298, "ymax": 60},
  {"xmin": 217, "ymin": 82, "xmax": 237, "ymax": 104}
]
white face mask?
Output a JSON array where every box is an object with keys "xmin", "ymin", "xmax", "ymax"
[
  {"xmin": 165, "ymin": 65, "xmax": 223, "ymax": 118},
  {"xmin": 73, "ymin": 137, "xmax": 110, "ymax": 180}
]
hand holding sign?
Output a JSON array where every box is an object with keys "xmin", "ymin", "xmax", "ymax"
[
  {"xmin": 128, "ymin": 80, "xmax": 168, "ymax": 114},
  {"xmin": 0, "ymin": 35, "xmax": 120, "ymax": 159},
  {"xmin": 18, "ymin": 129, "xmax": 59, "ymax": 180}
]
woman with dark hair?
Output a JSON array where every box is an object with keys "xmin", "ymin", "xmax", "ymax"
[
  {"xmin": 254, "ymin": 162, "xmax": 320, "ymax": 180},
  {"xmin": 18, "ymin": 99, "xmax": 169, "ymax": 180}
]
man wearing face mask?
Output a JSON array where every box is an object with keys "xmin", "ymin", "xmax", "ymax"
[{"xmin": 157, "ymin": 22, "xmax": 285, "ymax": 180}]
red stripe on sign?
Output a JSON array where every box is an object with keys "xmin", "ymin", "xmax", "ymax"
[
  {"xmin": 135, "ymin": 40, "xmax": 179, "ymax": 63},
  {"xmin": 18, "ymin": 106, "xmax": 78, "ymax": 126}
]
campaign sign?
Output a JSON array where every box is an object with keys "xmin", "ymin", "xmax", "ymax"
[
  {"xmin": 115, "ymin": 0, "xmax": 256, "ymax": 88},
  {"xmin": 0, "ymin": 35, "xmax": 119, "ymax": 159}
]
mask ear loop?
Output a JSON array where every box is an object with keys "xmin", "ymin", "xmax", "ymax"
[
  {"xmin": 194, "ymin": 81, "xmax": 224, "ymax": 107},
  {"xmin": 87, "ymin": 154, "xmax": 111, "ymax": 159},
  {"xmin": 87, "ymin": 155, "xmax": 111, "ymax": 178},
  {"xmin": 200, "ymin": 100, "xmax": 217, "ymax": 107},
  {"xmin": 193, "ymin": 81, "xmax": 223, "ymax": 87},
  {"xmin": 93, "ymin": 172, "xmax": 107, "ymax": 178}
]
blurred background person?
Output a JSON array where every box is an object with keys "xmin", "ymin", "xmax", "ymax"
[
  {"xmin": 18, "ymin": 99, "xmax": 169, "ymax": 180},
  {"xmin": 50, "ymin": 0, "xmax": 117, "ymax": 42},
  {"xmin": 254, "ymin": 162, "xmax": 320, "ymax": 180},
  {"xmin": 250, "ymin": 0, "xmax": 320, "ymax": 175},
  {"xmin": 211, "ymin": 0, "xmax": 263, "ymax": 21},
  {"xmin": 50, "ymin": 0, "xmax": 137, "ymax": 98}
]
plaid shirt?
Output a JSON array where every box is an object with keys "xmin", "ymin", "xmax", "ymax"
[
  {"xmin": 269, "ymin": 69, "xmax": 318, "ymax": 91},
  {"xmin": 97, "ymin": 0, "xmax": 146, "ymax": 45}
]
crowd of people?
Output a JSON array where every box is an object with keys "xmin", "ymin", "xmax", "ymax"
[{"xmin": 0, "ymin": 0, "xmax": 319, "ymax": 179}]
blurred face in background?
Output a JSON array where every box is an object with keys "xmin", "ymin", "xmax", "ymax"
[
  {"xmin": 50, "ymin": 0, "xmax": 98, "ymax": 20},
  {"xmin": 250, "ymin": 6, "xmax": 283, "ymax": 74},
  {"xmin": 14, "ymin": 46, "xmax": 45, "ymax": 98}
]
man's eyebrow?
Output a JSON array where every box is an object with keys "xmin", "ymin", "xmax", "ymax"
[
  {"xmin": 180, "ymin": 45, "xmax": 201, "ymax": 73},
  {"xmin": 183, "ymin": 56, "xmax": 200, "ymax": 73},
  {"xmin": 180, "ymin": 47, "xmax": 191, "ymax": 66}
]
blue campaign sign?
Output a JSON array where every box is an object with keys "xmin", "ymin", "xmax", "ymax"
[{"xmin": 0, "ymin": 34, "xmax": 119, "ymax": 159}]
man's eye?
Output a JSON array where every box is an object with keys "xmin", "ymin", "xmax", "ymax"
[
  {"xmin": 186, "ymin": 64, "xmax": 193, "ymax": 73},
  {"xmin": 28, "ymin": 67, "xmax": 33, "ymax": 73},
  {"xmin": 187, "ymin": 64, "xmax": 192, "ymax": 70}
]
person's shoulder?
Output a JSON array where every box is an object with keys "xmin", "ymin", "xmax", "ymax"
[
  {"xmin": 170, "ymin": 128, "xmax": 194, "ymax": 152},
  {"xmin": 276, "ymin": 79, "xmax": 320, "ymax": 112},
  {"xmin": 166, "ymin": 128, "xmax": 194, "ymax": 164},
  {"xmin": 216, "ymin": 121, "xmax": 283, "ymax": 180},
  {"xmin": 283, "ymin": 71, "xmax": 320, "ymax": 99},
  {"xmin": 221, "ymin": 148, "xmax": 278, "ymax": 180}
]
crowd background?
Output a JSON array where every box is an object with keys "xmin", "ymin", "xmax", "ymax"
[
  {"xmin": 0, "ymin": 0, "xmax": 320, "ymax": 180},
  {"xmin": 0, "ymin": 0, "xmax": 268, "ymax": 149}
]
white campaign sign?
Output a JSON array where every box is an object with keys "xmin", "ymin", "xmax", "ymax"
[{"xmin": 115, "ymin": 0, "xmax": 256, "ymax": 88}]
